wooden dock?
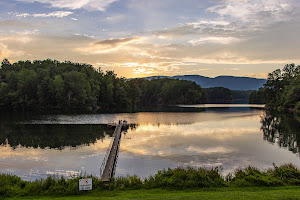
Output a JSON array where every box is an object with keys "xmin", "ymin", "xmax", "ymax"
[{"xmin": 100, "ymin": 123, "xmax": 123, "ymax": 185}]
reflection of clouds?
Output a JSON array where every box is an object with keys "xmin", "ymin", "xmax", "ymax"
[
  {"xmin": 120, "ymin": 121, "xmax": 258, "ymax": 158},
  {"xmin": 186, "ymin": 146, "xmax": 236, "ymax": 154},
  {"xmin": 0, "ymin": 146, "xmax": 46, "ymax": 160},
  {"xmin": 3, "ymin": 110, "xmax": 300, "ymax": 180},
  {"xmin": 117, "ymin": 112, "xmax": 300, "ymax": 175},
  {"xmin": 0, "ymin": 137, "xmax": 111, "ymax": 171}
]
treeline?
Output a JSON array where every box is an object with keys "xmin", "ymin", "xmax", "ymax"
[
  {"xmin": 249, "ymin": 64, "xmax": 300, "ymax": 113},
  {"xmin": 205, "ymin": 87, "xmax": 253, "ymax": 104},
  {"xmin": 2, "ymin": 164, "xmax": 300, "ymax": 197},
  {"xmin": 0, "ymin": 59, "xmax": 205, "ymax": 112}
]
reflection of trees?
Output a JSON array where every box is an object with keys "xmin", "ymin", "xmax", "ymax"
[
  {"xmin": 261, "ymin": 111, "xmax": 300, "ymax": 154},
  {"xmin": 0, "ymin": 124, "xmax": 113, "ymax": 150}
]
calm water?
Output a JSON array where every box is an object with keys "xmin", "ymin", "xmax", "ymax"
[{"xmin": 0, "ymin": 105, "xmax": 300, "ymax": 181}]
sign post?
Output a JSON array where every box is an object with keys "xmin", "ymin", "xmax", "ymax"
[{"xmin": 79, "ymin": 178, "xmax": 92, "ymax": 191}]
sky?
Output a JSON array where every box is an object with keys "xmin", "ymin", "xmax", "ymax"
[{"xmin": 0, "ymin": 0, "xmax": 300, "ymax": 78}]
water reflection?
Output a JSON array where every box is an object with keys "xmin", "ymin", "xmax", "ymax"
[
  {"xmin": 115, "ymin": 110, "xmax": 300, "ymax": 177},
  {"xmin": 1, "ymin": 109, "xmax": 300, "ymax": 181},
  {"xmin": 261, "ymin": 111, "xmax": 300, "ymax": 154},
  {"xmin": 0, "ymin": 124, "xmax": 113, "ymax": 149},
  {"xmin": 28, "ymin": 110, "xmax": 262, "ymax": 125}
]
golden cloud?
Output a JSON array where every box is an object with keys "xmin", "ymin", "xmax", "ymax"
[{"xmin": 95, "ymin": 37, "xmax": 142, "ymax": 47}]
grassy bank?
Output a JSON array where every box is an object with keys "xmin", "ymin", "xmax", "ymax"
[
  {"xmin": 2, "ymin": 164, "xmax": 300, "ymax": 199},
  {"xmin": 6, "ymin": 187, "xmax": 300, "ymax": 200}
]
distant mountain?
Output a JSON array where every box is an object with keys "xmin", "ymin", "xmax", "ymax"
[{"xmin": 138, "ymin": 75, "xmax": 266, "ymax": 90}]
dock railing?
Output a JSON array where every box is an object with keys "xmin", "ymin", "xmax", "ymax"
[{"xmin": 100, "ymin": 128, "xmax": 117, "ymax": 177}]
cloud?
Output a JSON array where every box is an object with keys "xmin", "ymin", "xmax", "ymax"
[
  {"xmin": 95, "ymin": 37, "xmax": 142, "ymax": 47},
  {"xmin": 15, "ymin": 0, "xmax": 118, "ymax": 11},
  {"xmin": 0, "ymin": 30, "xmax": 38, "ymax": 44},
  {"xmin": 105, "ymin": 15, "xmax": 125, "ymax": 22},
  {"xmin": 242, "ymin": 73, "xmax": 268, "ymax": 79},
  {"xmin": 133, "ymin": 67, "xmax": 155, "ymax": 74},
  {"xmin": 207, "ymin": 0, "xmax": 293, "ymax": 25},
  {"xmin": 74, "ymin": 33, "xmax": 95, "ymax": 39},
  {"xmin": 224, "ymin": 67, "xmax": 240, "ymax": 71},
  {"xmin": 0, "ymin": 43, "xmax": 12, "ymax": 58},
  {"xmin": 16, "ymin": 11, "xmax": 73, "ymax": 18},
  {"xmin": 0, "ymin": 20, "xmax": 32, "ymax": 28},
  {"xmin": 153, "ymin": 0, "xmax": 298, "ymax": 44},
  {"xmin": 74, "ymin": 37, "xmax": 148, "ymax": 56},
  {"xmin": 154, "ymin": 19, "xmax": 241, "ymax": 39},
  {"xmin": 188, "ymin": 36, "xmax": 240, "ymax": 45}
]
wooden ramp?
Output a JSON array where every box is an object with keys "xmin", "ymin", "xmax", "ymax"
[{"xmin": 100, "ymin": 123, "xmax": 123, "ymax": 185}]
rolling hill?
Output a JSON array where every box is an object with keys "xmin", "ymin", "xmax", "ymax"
[{"xmin": 139, "ymin": 75, "xmax": 266, "ymax": 90}]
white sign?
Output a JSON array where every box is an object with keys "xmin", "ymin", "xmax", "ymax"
[{"xmin": 79, "ymin": 178, "xmax": 92, "ymax": 191}]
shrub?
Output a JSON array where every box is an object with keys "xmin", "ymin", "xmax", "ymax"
[
  {"xmin": 2, "ymin": 164, "xmax": 300, "ymax": 197},
  {"xmin": 230, "ymin": 164, "xmax": 300, "ymax": 187},
  {"xmin": 144, "ymin": 166, "xmax": 226, "ymax": 189}
]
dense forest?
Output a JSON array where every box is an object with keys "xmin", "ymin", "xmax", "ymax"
[
  {"xmin": 0, "ymin": 59, "xmax": 206, "ymax": 112},
  {"xmin": 204, "ymin": 87, "xmax": 232, "ymax": 103},
  {"xmin": 204, "ymin": 87, "xmax": 253, "ymax": 104},
  {"xmin": 249, "ymin": 64, "xmax": 300, "ymax": 114}
]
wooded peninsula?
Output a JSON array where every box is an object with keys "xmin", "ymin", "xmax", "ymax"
[
  {"xmin": 0, "ymin": 59, "xmax": 299, "ymax": 114},
  {"xmin": 249, "ymin": 63, "xmax": 300, "ymax": 114},
  {"xmin": 0, "ymin": 59, "xmax": 206, "ymax": 112}
]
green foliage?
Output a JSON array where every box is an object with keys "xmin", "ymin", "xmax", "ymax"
[
  {"xmin": 0, "ymin": 59, "xmax": 206, "ymax": 113},
  {"xmin": 110, "ymin": 175, "xmax": 143, "ymax": 190},
  {"xmin": 250, "ymin": 64, "xmax": 300, "ymax": 112},
  {"xmin": 143, "ymin": 167, "xmax": 226, "ymax": 189},
  {"xmin": 270, "ymin": 164, "xmax": 300, "ymax": 185},
  {"xmin": 2, "ymin": 164, "xmax": 300, "ymax": 197},
  {"xmin": 128, "ymin": 78, "xmax": 206, "ymax": 106},
  {"xmin": 205, "ymin": 87, "xmax": 232, "ymax": 103},
  {"xmin": 296, "ymin": 102, "xmax": 300, "ymax": 115},
  {"xmin": 249, "ymin": 88, "xmax": 265, "ymax": 104},
  {"xmin": 231, "ymin": 90, "xmax": 253, "ymax": 104},
  {"xmin": 230, "ymin": 166, "xmax": 284, "ymax": 187},
  {"xmin": 230, "ymin": 164, "xmax": 300, "ymax": 187},
  {"xmin": 0, "ymin": 174, "xmax": 106, "ymax": 197},
  {"xmin": 4, "ymin": 164, "xmax": 300, "ymax": 197}
]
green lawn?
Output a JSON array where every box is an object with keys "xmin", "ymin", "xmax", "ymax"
[{"xmin": 6, "ymin": 187, "xmax": 300, "ymax": 200}]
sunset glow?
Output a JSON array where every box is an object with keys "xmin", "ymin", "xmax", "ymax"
[{"xmin": 1, "ymin": 0, "xmax": 300, "ymax": 78}]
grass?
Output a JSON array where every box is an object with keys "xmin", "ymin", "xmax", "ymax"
[
  {"xmin": 2, "ymin": 164, "xmax": 300, "ymax": 199},
  {"xmin": 5, "ymin": 187, "xmax": 300, "ymax": 200}
]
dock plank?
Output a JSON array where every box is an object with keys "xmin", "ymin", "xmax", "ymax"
[{"xmin": 101, "ymin": 123, "xmax": 123, "ymax": 183}]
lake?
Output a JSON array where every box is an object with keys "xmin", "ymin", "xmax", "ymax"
[{"xmin": 0, "ymin": 105, "xmax": 300, "ymax": 181}]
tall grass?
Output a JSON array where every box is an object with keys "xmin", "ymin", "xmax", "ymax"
[
  {"xmin": 0, "ymin": 174, "xmax": 105, "ymax": 197},
  {"xmin": 1, "ymin": 164, "xmax": 300, "ymax": 197}
]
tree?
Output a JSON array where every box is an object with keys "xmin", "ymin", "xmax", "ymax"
[
  {"xmin": 1, "ymin": 58, "xmax": 11, "ymax": 66},
  {"xmin": 53, "ymin": 75, "xmax": 65, "ymax": 108},
  {"xmin": 0, "ymin": 59, "xmax": 207, "ymax": 112},
  {"xmin": 251, "ymin": 64, "xmax": 300, "ymax": 113},
  {"xmin": 63, "ymin": 71, "xmax": 89, "ymax": 110},
  {"xmin": 205, "ymin": 87, "xmax": 232, "ymax": 103}
]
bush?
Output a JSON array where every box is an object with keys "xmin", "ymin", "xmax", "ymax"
[
  {"xmin": 0, "ymin": 174, "xmax": 106, "ymax": 197},
  {"xmin": 2, "ymin": 164, "xmax": 300, "ymax": 197},
  {"xmin": 144, "ymin": 167, "xmax": 226, "ymax": 189},
  {"xmin": 230, "ymin": 164, "xmax": 300, "ymax": 187}
]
